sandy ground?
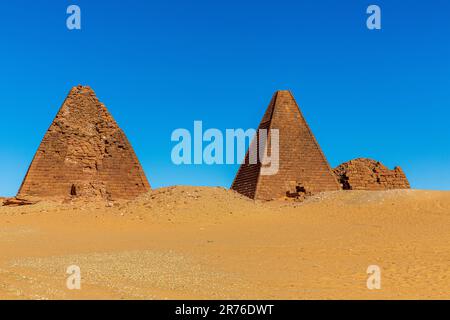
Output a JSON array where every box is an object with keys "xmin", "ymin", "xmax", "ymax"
[{"xmin": 0, "ymin": 186, "xmax": 449, "ymax": 300}]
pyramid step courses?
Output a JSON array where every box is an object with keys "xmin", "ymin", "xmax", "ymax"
[
  {"xmin": 231, "ymin": 90, "xmax": 341, "ymax": 200},
  {"xmin": 18, "ymin": 85, "xmax": 151, "ymax": 201}
]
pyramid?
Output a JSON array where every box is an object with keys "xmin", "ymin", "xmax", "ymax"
[
  {"xmin": 231, "ymin": 90, "xmax": 341, "ymax": 200},
  {"xmin": 334, "ymin": 158, "xmax": 410, "ymax": 190},
  {"xmin": 18, "ymin": 85, "xmax": 151, "ymax": 200}
]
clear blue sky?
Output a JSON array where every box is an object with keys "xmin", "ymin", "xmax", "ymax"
[{"xmin": 0, "ymin": 0, "xmax": 449, "ymax": 196}]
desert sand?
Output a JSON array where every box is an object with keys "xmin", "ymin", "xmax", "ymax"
[{"xmin": 0, "ymin": 187, "xmax": 449, "ymax": 300}]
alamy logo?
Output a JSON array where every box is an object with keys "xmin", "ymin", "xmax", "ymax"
[
  {"xmin": 67, "ymin": 5, "xmax": 81, "ymax": 30},
  {"xmin": 171, "ymin": 121, "xmax": 279, "ymax": 175},
  {"xmin": 66, "ymin": 265, "xmax": 81, "ymax": 290},
  {"xmin": 366, "ymin": 265, "xmax": 381, "ymax": 290},
  {"xmin": 366, "ymin": 5, "xmax": 381, "ymax": 30}
]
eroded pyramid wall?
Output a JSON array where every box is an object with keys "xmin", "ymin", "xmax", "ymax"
[
  {"xmin": 18, "ymin": 85, "xmax": 151, "ymax": 200},
  {"xmin": 231, "ymin": 91, "xmax": 341, "ymax": 200},
  {"xmin": 334, "ymin": 158, "xmax": 410, "ymax": 190}
]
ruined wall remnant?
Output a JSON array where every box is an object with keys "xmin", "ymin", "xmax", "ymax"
[
  {"xmin": 17, "ymin": 85, "xmax": 151, "ymax": 201},
  {"xmin": 231, "ymin": 91, "xmax": 341, "ymax": 200},
  {"xmin": 334, "ymin": 158, "xmax": 410, "ymax": 190}
]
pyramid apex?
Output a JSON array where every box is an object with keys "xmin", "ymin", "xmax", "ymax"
[
  {"xmin": 70, "ymin": 85, "xmax": 96, "ymax": 96},
  {"xmin": 275, "ymin": 90, "xmax": 291, "ymax": 93},
  {"xmin": 273, "ymin": 90, "xmax": 295, "ymax": 100}
]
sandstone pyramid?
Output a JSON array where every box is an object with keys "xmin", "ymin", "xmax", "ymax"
[
  {"xmin": 18, "ymin": 85, "xmax": 151, "ymax": 201},
  {"xmin": 231, "ymin": 90, "xmax": 341, "ymax": 200}
]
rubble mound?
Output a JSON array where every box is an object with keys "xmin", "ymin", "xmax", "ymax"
[
  {"xmin": 2, "ymin": 198, "xmax": 38, "ymax": 207},
  {"xmin": 334, "ymin": 158, "xmax": 410, "ymax": 190}
]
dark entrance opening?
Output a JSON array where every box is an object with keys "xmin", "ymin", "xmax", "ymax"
[{"xmin": 70, "ymin": 184, "xmax": 77, "ymax": 196}]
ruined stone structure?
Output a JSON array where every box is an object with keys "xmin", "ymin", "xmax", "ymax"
[
  {"xmin": 18, "ymin": 85, "xmax": 151, "ymax": 201},
  {"xmin": 231, "ymin": 91, "xmax": 341, "ymax": 200},
  {"xmin": 334, "ymin": 158, "xmax": 410, "ymax": 190}
]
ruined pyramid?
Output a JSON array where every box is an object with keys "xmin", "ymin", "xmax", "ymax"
[
  {"xmin": 231, "ymin": 90, "xmax": 341, "ymax": 200},
  {"xmin": 18, "ymin": 85, "xmax": 151, "ymax": 201}
]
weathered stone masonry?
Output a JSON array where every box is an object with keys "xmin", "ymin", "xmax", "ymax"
[
  {"xmin": 18, "ymin": 85, "xmax": 151, "ymax": 200},
  {"xmin": 334, "ymin": 158, "xmax": 410, "ymax": 190}
]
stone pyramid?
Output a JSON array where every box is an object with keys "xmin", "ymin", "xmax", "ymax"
[
  {"xmin": 231, "ymin": 90, "xmax": 341, "ymax": 200},
  {"xmin": 18, "ymin": 85, "xmax": 151, "ymax": 201}
]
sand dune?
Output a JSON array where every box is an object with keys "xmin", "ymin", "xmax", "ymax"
[{"xmin": 0, "ymin": 187, "xmax": 449, "ymax": 299}]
